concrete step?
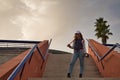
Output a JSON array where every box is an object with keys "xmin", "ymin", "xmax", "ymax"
[
  {"xmin": 42, "ymin": 53, "xmax": 101, "ymax": 78},
  {"xmin": 28, "ymin": 53, "xmax": 120, "ymax": 80},
  {"xmin": 28, "ymin": 78, "xmax": 119, "ymax": 80}
]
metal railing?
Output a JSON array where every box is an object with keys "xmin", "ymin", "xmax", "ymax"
[
  {"xmin": 87, "ymin": 39, "xmax": 120, "ymax": 61},
  {"xmin": 0, "ymin": 40, "xmax": 40, "ymax": 48},
  {"xmin": 0, "ymin": 40, "xmax": 40, "ymax": 44},
  {"xmin": 7, "ymin": 39, "xmax": 52, "ymax": 80},
  {"xmin": 87, "ymin": 40, "xmax": 101, "ymax": 60}
]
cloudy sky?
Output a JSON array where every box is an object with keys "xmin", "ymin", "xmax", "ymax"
[{"xmin": 0, "ymin": 0, "xmax": 120, "ymax": 52}]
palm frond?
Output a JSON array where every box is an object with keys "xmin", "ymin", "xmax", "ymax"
[{"xmin": 94, "ymin": 17, "xmax": 113, "ymax": 44}]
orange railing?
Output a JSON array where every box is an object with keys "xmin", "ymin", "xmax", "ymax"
[
  {"xmin": 88, "ymin": 39, "xmax": 120, "ymax": 77},
  {"xmin": 0, "ymin": 40, "xmax": 51, "ymax": 80}
]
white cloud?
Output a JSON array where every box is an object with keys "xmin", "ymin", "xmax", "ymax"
[
  {"xmin": 0, "ymin": 0, "xmax": 120, "ymax": 52},
  {"xmin": 9, "ymin": 0, "xmax": 59, "ymax": 40}
]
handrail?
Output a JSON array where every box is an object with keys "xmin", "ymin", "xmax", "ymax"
[
  {"xmin": 104, "ymin": 43, "xmax": 120, "ymax": 47},
  {"xmin": 87, "ymin": 39, "xmax": 120, "ymax": 61},
  {"xmin": 0, "ymin": 40, "xmax": 41, "ymax": 48},
  {"xmin": 7, "ymin": 45, "xmax": 37, "ymax": 80},
  {"xmin": 100, "ymin": 43, "xmax": 120, "ymax": 61},
  {"xmin": 87, "ymin": 39, "xmax": 101, "ymax": 60},
  {"xmin": 0, "ymin": 40, "xmax": 40, "ymax": 44},
  {"xmin": 7, "ymin": 39, "xmax": 52, "ymax": 80},
  {"xmin": 100, "ymin": 44, "xmax": 117, "ymax": 61}
]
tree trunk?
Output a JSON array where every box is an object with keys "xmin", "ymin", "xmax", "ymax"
[{"xmin": 102, "ymin": 38, "xmax": 107, "ymax": 44}]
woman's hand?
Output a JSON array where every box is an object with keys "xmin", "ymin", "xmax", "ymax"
[
  {"xmin": 85, "ymin": 53, "xmax": 89, "ymax": 57},
  {"xmin": 67, "ymin": 44, "xmax": 70, "ymax": 47},
  {"xmin": 67, "ymin": 44, "xmax": 72, "ymax": 48}
]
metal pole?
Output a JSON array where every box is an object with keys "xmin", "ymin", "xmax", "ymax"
[{"xmin": 100, "ymin": 44, "xmax": 117, "ymax": 61}]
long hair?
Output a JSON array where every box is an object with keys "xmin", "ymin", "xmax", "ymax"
[{"xmin": 74, "ymin": 33, "xmax": 84, "ymax": 40}]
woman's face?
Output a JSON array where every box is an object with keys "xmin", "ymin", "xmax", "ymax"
[{"xmin": 75, "ymin": 33, "xmax": 80, "ymax": 39}]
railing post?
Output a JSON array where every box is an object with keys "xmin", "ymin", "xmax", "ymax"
[
  {"xmin": 44, "ymin": 39, "xmax": 52, "ymax": 59},
  {"xmin": 100, "ymin": 44, "xmax": 117, "ymax": 61},
  {"xmin": 36, "ymin": 46, "xmax": 44, "ymax": 61}
]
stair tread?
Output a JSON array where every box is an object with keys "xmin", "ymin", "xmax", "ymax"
[
  {"xmin": 29, "ymin": 53, "xmax": 120, "ymax": 80},
  {"xmin": 29, "ymin": 78, "xmax": 119, "ymax": 80},
  {"xmin": 42, "ymin": 53, "xmax": 102, "ymax": 78}
]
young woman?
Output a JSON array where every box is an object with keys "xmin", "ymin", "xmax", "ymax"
[{"xmin": 67, "ymin": 31, "xmax": 86, "ymax": 78}]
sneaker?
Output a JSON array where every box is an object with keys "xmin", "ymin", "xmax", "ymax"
[
  {"xmin": 79, "ymin": 74, "xmax": 82, "ymax": 78},
  {"xmin": 67, "ymin": 73, "xmax": 71, "ymax": 78}
]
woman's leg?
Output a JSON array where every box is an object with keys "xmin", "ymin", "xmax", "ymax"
[
  {"xmin": 68, "ymin": 53, "xmax": 78, "ymax": 74},
  {"xmin": 79, "ymin": 50, "xmax": 85, "ymax": 76}
]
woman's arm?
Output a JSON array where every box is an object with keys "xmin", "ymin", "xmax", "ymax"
[
  {"xmin": 82, "ymin": 40, "xmax": 86, "ymax": 53},
  {"xmin": 67, "ymin": 40, "xmax": 75, "ymax": 49}
]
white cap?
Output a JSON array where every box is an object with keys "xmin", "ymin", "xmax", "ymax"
[{"xmin": 75, "ymin": 30, "xmax": 81, "ymax": 34}]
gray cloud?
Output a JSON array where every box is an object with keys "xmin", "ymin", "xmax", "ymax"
[
  {"xmin": 0, "ymin": 0, "xmax": 120, "ymax": 51},
  {"xmin": 0, "ymin": 0, "xmax": 25, "ymax": 39}
]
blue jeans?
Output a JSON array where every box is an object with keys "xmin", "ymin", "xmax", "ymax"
[{"xmin": 68, "ymin": 50, "xmax": 85, "ymax": 74}]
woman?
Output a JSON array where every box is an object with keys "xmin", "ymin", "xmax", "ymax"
[{"xmin": 67, "ymin": 31, "xmax": 86, "ymax": 78}]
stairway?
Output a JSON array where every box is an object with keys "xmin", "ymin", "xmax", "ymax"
[{"xmin": 28, "ymin": 53, "xmax": 120, "ymax": 80}]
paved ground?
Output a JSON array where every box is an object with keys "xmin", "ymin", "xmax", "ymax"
[
  {"xmin": 29, "ymin": 53, "xmax": 115, "ymax": 80},
  {"xmin": 29, "ymin": 78, "xmax": 119, "ymax": 80}
]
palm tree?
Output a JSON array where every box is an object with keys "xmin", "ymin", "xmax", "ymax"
[{"xmin": 94, "ymin": 17, "xmax": 113, "ymax": 44}]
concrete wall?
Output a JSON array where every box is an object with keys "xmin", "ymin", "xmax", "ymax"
[
  {"xmin": 0, "ymin": 40, "xmax": 49, "ymax": 80},
  {"xmin": 88, "ymin": 39, "xmax": 120, "ymax": 78}
]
